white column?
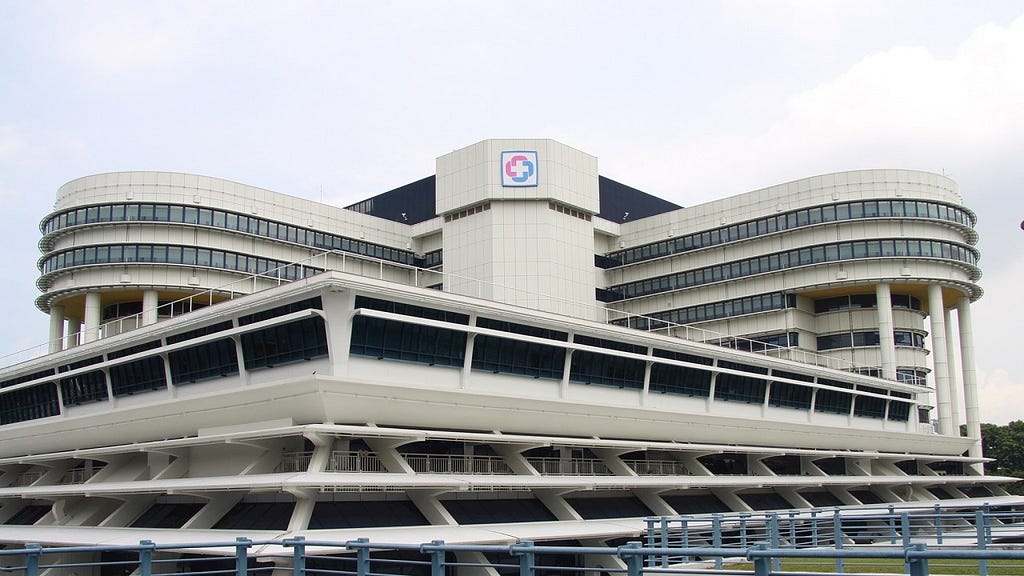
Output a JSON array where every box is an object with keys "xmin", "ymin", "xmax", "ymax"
[
  {"xmin": 957, "ymin": 296, "xmax": 983, "ymax": 465},
  {"xmin": 83, "ymin": 292, "xmax": 102, "ymax": 343},
  {"xmin": 66, "ymin": 316, "xmax": 81, "ymax": 348},
  {"xmin": 944, "ymin": 308, "xmax": 962, "ymax": 434},
  {"xmin": 928, "ymin": 284, "xmax": 952, "ymax": 435},
  {"xmin": 142, "ymin": 290, "xmax": 159, "ymax": 326},
  {"xmin": 48, "ymin": 305, "xmax": 65, "ymax": 354},
  {"xmin": 875, "ymin": 283, "xmax": 897, "ymax": 380}
]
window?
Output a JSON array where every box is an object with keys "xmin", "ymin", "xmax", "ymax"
[
  {"xmin": 241, "ymin": 317, "xmax": 329, "ymax": 370},
  {"xmin": 169, "ymin": 339, "xmax": 239, "ymax": 384}
]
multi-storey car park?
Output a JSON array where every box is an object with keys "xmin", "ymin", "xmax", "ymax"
[{"xmin": 0, "ymin": 139, "xmax": 1015, "ymax": 566}]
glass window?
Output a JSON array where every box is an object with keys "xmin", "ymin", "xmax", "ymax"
[
  {"xmin": 165, "ymin": 205, "xmax": 182, "ymax": 222},
  {"xmin": 819, "ymin": 203, "xmax": 835, "ymax": 222},
  {"xmin": 198, "ymin": 209, "xmax": 214, "ymax": 226}
]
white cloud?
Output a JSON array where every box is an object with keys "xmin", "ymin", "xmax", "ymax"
[
  {"xmin": 55, "ymin": 3, "xmax": 211, "ymax": 78},
  {"xmin": 0, "ymin": 126, "xmax": 26, "ymax": 161},
  {"xmin": 977, "ymin": 369, "xmax": 1024, "ymax": 425},
  {"xmin": 628, "ymin": 12, "xmax": 1024, "ymax": 204}
]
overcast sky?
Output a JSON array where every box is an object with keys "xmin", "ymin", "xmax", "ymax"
[{"xmin": 1, "ymin": 1, "xmax": 1021, "ymax": 423}]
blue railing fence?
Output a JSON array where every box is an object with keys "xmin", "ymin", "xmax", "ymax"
[
  {"xmin": 0, "ymin": 504, "xmax": 1022, "ymax": 576},
  {"xmin": 0, "ymin": 535, "xmax": 1022, "ymax": 576}
]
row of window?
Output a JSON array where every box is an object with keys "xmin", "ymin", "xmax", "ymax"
[
  {"xmin": 607, "ymin": 238, "xmax": 978, "ymax": 301},
  {"xmin": 1, "ymin": 311, "xmax": 330, "ymax": 419},
  {"xmin": 443, "ymin": 202, "xmax": 490, "ymax": 223},
  {"xmin": 817, "ymin": 330, "xmax": 926, "ymax": 351},
  {"xmin": 550, "ymin": 201, "xmax": 592, "ymax": 222},
  {"xmin": 102, "ymin": 300, "xmax": 207, "ymax": 322},
  {"xmin": 346, "ymin": 302, "xmax": 912, "ymax": 422},
  {"xmin": 854, "ymin": 368, "xmax": 929, "ymax": 387},
  {"xmin": 602, "ymin": 199, "xmax": 975, "ymax": 268},
  {"xmin": 42, "ymin": 202, "xmax": 425, "ymax": 267},
  {"xmin": 814, "ymin": 293, "xmax": 923, "ymax": 314},
  {"xmin": 716, "ymin": 332, "xmax": 799, "ymax": 352},
  {"xmin": 40, "ymin": 243, "xmax": 323, "ymax": 281},
  {"xmin": 610, "ymin": 292, "xmax": 797, "ymax": 329}
]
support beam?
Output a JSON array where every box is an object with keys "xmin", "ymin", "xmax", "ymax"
[
  {"xmin": 66, "ymin": 316, "xmax": 81, "ymax": 348},
  {"xmin": 928, "ymin": 284, "xmax": 952, "ymax": 435},
  {"xmin": 83, "ymin": 292, "xmax": 102, "ymax": 343},
  {"xmin": 142, "ymin": 290, "xmax": 159, "ymax": 326},
  {"xmin": 875, "ymin": 283, "xmax": 897, "ymax": 380},
  {"xmin": 48, "ymin": 305, "xmax": 65, "ymax": 353},
  {"xmin": 944, "ymin": 309, "xmax": 962, "ymax": 433},
  {"xmin": 957, "ymin": 296, "xmax": 983, "ymax": 469}
]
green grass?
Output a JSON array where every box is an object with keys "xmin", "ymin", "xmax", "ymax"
[{"xmin": 727, "ymin": 557, "xmax": 1023, "ymax": 574}]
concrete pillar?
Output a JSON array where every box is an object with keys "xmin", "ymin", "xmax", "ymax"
[
  {"xmin": 875, "ymin": 283, "xmax": 897, "ymax": 380},
  {"xmin": 957, "ymin": 297, "xmax": 983, "ymax": 466},
  {"xmin": 944, "ymin": 308, "xmax": 962, "ymax": 434},
  {"xmin": 928, "ymin": 284, "xmax": 952, "ymax": 435},
  {"xmin": 142, "ymin": 290, "xmax": 159, "ymax": 326},
  {"xmin": 66, "ymin": 316, "xmax": 81, "ymax": 348},
  {"xmin": 48, "ymin": 305, "xmax": 65, "ymax": 354},
  {"xmin": 83, "ymin": 292, "xmax": 102, "ymax": 343}
]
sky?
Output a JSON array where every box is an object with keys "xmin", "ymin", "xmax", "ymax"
[{"xmin": 0, "ymin": 1, "xmax": 1021, "ymax": 424}]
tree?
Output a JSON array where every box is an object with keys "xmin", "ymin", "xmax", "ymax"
[{"xmin": 981, "ymin": 421, "xmax": 1024, "ymax": 495}]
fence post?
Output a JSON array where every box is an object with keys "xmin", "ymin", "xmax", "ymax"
[
  {"xmin": 620, "ymin": 541, "xmax": 643, "ymax": 576},
  {"xmin": 291, "ymin": 536, "xmax": 305, "ymax": 576},
  {"xmin": 768, "ymin": 513, "xmax": 781, "ymax": 573},
  {"xmin": 786, "ymin": 510, "xmax": 796, "ymax": 547},
  {"xmin": 427, "ymin": 540, "xmax": 445, "ymax": 576},
  {"xmin": 976, "ymin": 510, "xmax": 988, "ymax": 576},
  {"xmin": 739, "ymin": 512, "xmax": 748, "ymax": 547},
  {"xmin": 138, "ymin": 540, "xmax": 154, "ymax": 576},
  {"xmin": 750, "ymin": 543, "xmax": 771, "ymax": 576},
  {"xmin": 658, "ymin": 517, "xmax": 669, "ymax": 568},
  {"xmin": 235, "ymin": 537, "xmax": 251, "ymax": 576},
  {"xmin": 833, "ymin": 508, "xmax": 844, "ymax": 574},
  {"xmin": 935, "ymin": 503, "xmax": 943, "ymax": 544},
  {"xmin": 681, "ymin": 517, "xmax": 690, "ymax": 563},
  {"xmin": 901, "ymin": 513, "xmax": 911, "ymax": 549},
  {"xmin": 811, "ymin": 509, "xmax": 819, "ymax": 547},
  {"xmin": 354, "ymin": 537, "xmax": 371, "ymax": 576},
  {"xmin": 888, "ymin": 505, "xmax": 896, "ymax": 544},
  {"xmin": 712, "ymin": 514, "xmax": 723, "ymax": 570},
  {"xmin": 515, "ymin": 540, "xmax": 535, "ymax": 576},
  {"xmin": 906, "ymin": 542, "xmax": 928, "ymax": 576},
  {"xmin": 25, "ymin": 544, "xmax": 41, "ymax": 576}
]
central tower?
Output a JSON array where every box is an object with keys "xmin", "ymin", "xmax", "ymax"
[{"xmin": 436, "ymin": 139, "xmax": 600, "ymax": 320}]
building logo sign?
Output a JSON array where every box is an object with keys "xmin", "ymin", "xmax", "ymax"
[{"xmin": 501, "ymin": 151, "xmax": 538, "ymax": 187}]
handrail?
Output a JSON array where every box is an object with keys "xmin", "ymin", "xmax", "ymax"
[{"xmin": 9, "ymin": 246, "xmax": 902, "ymax": 381}]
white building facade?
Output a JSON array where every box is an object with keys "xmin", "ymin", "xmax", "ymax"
[{"xmin": 6, "ymin": 138, "xmax": 997, "ymax": 549}]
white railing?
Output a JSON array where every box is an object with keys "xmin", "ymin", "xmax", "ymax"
[
  {"xmin": 404, "ymin": 453, "xmax": 512, "ymax": 475},
  {"xmin": 622, "ymin": 459, "xmax": 691, "ymax": 476},
  {"xmin": 526, "ymin": 457, "xmax": 611, "ymax": 476},
  {"xmin": 330, "ymin": 451, "xmax": 387, "ymax": 473},
  {"xmin": 7, "ymin": 245, "xmax": 896, "ymax": 381},
  {"xmin": 14, "ymin": 471, "xmax": 42, "ymax": 487},
  {"xmin": 277, "ymin": 450, "xmax": 387, "ymax": 473}
]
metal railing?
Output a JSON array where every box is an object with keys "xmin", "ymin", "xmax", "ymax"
[
  {"xmin": 5, "ymin": 244, "xmax": 901, "ymax": 382},
  {"xmin": 276, "ymin": 451, "xmax": 387, "ymax": 473},
  {"xmin": 623, "ymin": 459, "xmax": 691, "ymax": 476},
  {"xmin": 1, "ymin": 534, "xmax": 1023, "ymax": 576},
  {"xmin": 526, "ymin": 457, "xmax": 612, "ymax": 476},
  {"xmin": 404, "ymin": 453, "xmax": 513, "ymax": 475},
  {"xmin": 645, "ymin": 503, "xmax": 1024, "ymax": 570}
]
